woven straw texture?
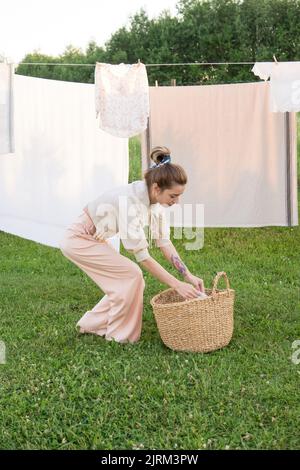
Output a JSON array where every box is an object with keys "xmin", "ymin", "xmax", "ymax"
[{"xmin": 150, "ymin": 271, "xmax": 235, "ymax": 352}]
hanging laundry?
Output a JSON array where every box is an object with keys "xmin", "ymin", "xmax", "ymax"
[
  {"xmin": 0, "ymin": 74, "xmax": 129, "ymax": 249},
  {"xmin": 143, "ymin": 81, "xmax": 298, "ymax": 228},
  {"xmin": 0, "ymin": 62, "xmax": 15, "ymax": 155},
  {"xmin": 252, "ymin": 61, "xmax": 300, "ymax": 112},
  {"xmin": 95, "ymin": 62, "xmax": 149, "ymax": 138}
]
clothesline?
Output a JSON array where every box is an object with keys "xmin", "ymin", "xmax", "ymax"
[{"xmin": 13, "ymin": 61, "xmax": 258, "ymax": 67}]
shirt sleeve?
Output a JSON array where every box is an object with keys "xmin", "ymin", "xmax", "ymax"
[
  {"xmin": 122, "ymin": 234, "xmax": 151, "ymax": 262},
  {"xmin": 251, "ymin": 62, "xmax": 273, "ymax": 81},
  {"xmin": 153, "ymin": 205, "xmax": 172, "ymax": 248}
]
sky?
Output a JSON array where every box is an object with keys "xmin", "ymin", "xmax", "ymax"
[{"xmin": 1, "ymin": 0, "xmax": 178, "ymax": 63}]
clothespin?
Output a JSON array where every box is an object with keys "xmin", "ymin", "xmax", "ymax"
[
  {"xmin": 273, "ymin": 55, "xmax": 279, "ymax": 65},
  {"xmin": 155, "ymin": 80, "xmax": 158, "ymax": 87},
  {"xmin": 138, "ymin": 58, "xmax": 141, "ymax": 64}
]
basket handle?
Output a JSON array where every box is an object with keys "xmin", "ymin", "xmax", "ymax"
[{"xmin": 212, "ymin": 271, "xmax": 230, "ymax": 296}]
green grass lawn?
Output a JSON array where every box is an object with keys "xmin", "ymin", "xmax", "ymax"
[{"xmin": 0, "ymin": 123, "xmax": 299, "ymax": 450}]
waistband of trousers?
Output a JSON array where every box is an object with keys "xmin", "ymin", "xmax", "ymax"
[
  {"xmin": 83, "ymin": 206, "xmax": 96, "ymax": 228},
  {"xmin": 82, "ymin": 206, "xmax": 106, "ymax": 242}
]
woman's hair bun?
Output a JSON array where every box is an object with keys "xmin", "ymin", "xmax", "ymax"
[
  {"xmin": 150, "ymin": 146, "xmax": 171, "ymax": 165},
  {"xmin": 144, "ymin": 145, "xmax": 187, "ymax": 189}
]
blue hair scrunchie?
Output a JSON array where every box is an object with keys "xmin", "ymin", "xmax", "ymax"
[{"xmin": 150, "ymin": 154, "xmax": 171, "ymax": 169}]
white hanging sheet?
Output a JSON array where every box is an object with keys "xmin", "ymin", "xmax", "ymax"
[
  {"xmin": 0, "ymin": 74, "xmax": 129, "ymax": 249},
  {"xmin": 0, "ymin": 63, "xmax": 15, "ymax": 155}
]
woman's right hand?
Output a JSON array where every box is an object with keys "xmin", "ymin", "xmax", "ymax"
[{"xmin": 174, "ymin": 280, "xmax": 202, "ymax": 300}]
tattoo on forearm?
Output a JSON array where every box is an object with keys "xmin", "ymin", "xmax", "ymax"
[{"xmin": 171, "ymin": 255, "xmax": 187, "ymax": 276}]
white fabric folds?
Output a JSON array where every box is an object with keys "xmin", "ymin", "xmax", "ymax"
[
  {"xmin": 0, "ymin": 62, "xmax": 15, "ymax": 155},
  {"xmin": 0, "ymin": 74, "xmax": 129, "ymax": 249},
  {"xmin": 252, "ymin": 61, "xmax": 300, "ymax": 112},
  {"xmin": 143, "ymin": 82, "xmax": 298, "ymax": 227},
  {"xmin": 95, "ymin": 62, "xmax": 149, "ymax": 138}
]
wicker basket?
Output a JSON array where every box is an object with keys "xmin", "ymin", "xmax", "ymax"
[{"xmin": 150, "ymin": 271, "xmax": 235, "ymax": 352}]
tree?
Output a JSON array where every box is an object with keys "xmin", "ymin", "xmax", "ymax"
[{"xmin": 16, "ymin": 0, "xmax": 300, "ymax": 85}]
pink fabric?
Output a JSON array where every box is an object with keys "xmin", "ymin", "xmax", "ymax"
[
  {"xmin": 59, "ymin": 211, "xmax": 145, "ymax": 343},
  {"xmin": 142, "ymin": 82, "xmax": 298, "ymax": 227}
]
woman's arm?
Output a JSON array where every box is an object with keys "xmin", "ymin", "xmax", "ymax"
[
  {"xmin": 139, "ymin": 256, "xmax": 202, "ymax": 300},
  {"xmin": 159, "ymin": 242, "xmax": 191, "ymax": 277},
  {"xmin": 159, "ymin": 242, "xmax": 205, "ymax": 293}
]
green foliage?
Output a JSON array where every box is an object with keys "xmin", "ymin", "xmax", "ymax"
[
  {"xmin": 129, "ymin": 137, "xmax": 142, "ymax": 183},
  {"xmin": 16, "ymin": 41, "xmax": 106, "ymax": 83},
  {"xmin": 15, "ymin": 1, "xmax": 300, "ymax": 85}
]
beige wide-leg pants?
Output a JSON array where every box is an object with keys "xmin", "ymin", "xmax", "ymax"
[{"xmin": 59, "ymin": 210, "xmax": 145, "ymax": 343}]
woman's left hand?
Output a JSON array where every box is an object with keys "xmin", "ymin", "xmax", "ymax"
[{"xmin": 184, "ymin": 273, "xmax": 205, "ymax": 293}]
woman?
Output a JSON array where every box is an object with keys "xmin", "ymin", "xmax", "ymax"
[{"xmin": 59, "ymin": 146, "xmax": 205, "ymax": 344}]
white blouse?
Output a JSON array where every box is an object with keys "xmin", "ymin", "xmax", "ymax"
[
  {"xmin": 252, "ymin": 61, "xmax": 300, "ymax": 112},
  {"xmin": 95, "ymin": 62, "xmax": 149, "ymax": 138},
  {"xmin": 84, "ymin": 180, "xmax": 171, "ymax": 262}
]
